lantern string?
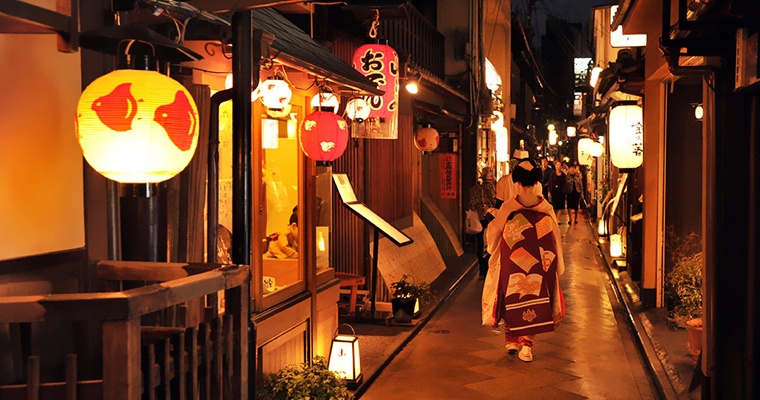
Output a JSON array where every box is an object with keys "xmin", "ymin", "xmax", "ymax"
[{"xmin": 369, "ymin": 9, "xmax": 379, "ymax": 39}]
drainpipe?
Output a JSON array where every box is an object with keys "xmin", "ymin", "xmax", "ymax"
[{"xmin": 207, "ymin": 89, "xmax": 233, "ymax": 263}]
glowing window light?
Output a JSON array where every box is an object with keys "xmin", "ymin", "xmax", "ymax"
[{"xmin": 567, "ymin": 126, "xmax": 577, "ymax": 137}]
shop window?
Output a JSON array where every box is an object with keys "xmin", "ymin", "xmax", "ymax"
[
  {"xmin": 315, "ymin": 166, "xmax": 332, "ymax": 277},
  {"xmin": 261, "ymin": 106, "xmax": 303, "ymax": 297}
]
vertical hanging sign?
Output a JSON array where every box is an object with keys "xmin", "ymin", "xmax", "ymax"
[{"xmin": 440, "ymin": 154, "xmax": 457, "ymax": 199}]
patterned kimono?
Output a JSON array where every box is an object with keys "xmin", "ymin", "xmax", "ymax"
[{"xmin": 482, "ymin": 197, "xmax": 565, "ymax": 336}]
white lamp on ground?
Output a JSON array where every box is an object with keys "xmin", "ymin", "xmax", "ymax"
[{"xmin": 328, "ymin": 324, "xmax": 362, "ymax": 387}]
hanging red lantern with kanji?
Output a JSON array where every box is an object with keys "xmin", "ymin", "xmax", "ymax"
[
  {"xmin": 76, "ymin": 69, "xmax": 199, "ymax": 183},
  {"xmin": 299, "ymin": 111, "xmax": 349, "ymax": 162},
  {"xmin": 352, "ymin": 42, "xmax": 398, "ymax": 120}
]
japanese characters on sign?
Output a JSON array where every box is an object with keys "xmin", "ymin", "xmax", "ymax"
[
  {"xmin": 440, "ymin": 154, "xmax": 457, "ymax": 199},
  {"xmin": 353, "ymin": 43, "xmax": 398, "ymax": 119}
]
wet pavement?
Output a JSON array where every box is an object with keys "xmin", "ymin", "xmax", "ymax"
[{"xmin": 358, "ymin": 216, "xmax": 658, "ymax": 399}]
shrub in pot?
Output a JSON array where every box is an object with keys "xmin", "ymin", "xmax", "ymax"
[
  {"xmin": 258, "ymin": 356, "xmax": 353, "ymax": 400},
  {"xmin": 390, "ymin": 275, "xmax": 436, "ymax": 323},
  {"xmin": 664, "ymin": 251, "xmax": 703, "ymax": 366}
]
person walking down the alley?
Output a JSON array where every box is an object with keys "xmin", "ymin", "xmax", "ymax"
[
  {"xmin": 482, "ymin": 158, "xmax": 565, "ymax": 363},
  {"xmin": 547, "ymin": 160, "xmax": 567, "ymax": 224},
  {"xmin": 539, "ymin": 157, "xmax": 553, "ymax": 200},
  {"xmin": 565, "ymin": 162, "xmax": 585, "ymax": 224},
  {"xmin": 468, "ymin": 167, "xmax": 497, "ymax": 279}
]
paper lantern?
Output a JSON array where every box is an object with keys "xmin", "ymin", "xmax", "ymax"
[
  {"xmin": 590, "ymin": 142, "xmax": 604, "ymax": 157},
  {"xmin": 549, "ymin": 130, "xmax": 558, "ymax": 145},
  {"xmin": 577, "ymin": 138, "xmax": 594, "ymax": 166},
  {"xmin": 352, "ymin": 42, "xmax": 398, "ymax": 119},
  {"xmin": 610, "ymin": 233, "xmax": 623, "ymax": 257},
  {"xmin": 259, "ymin": 78, "xmax": 291, "ymax": 109},
  {"xmin": 328, "ymin": 324, "xmax": 362, "ymax": 386},
  {"xmin": 598, "ymin": 218, "xmax": 608, "ymax": 236},
  {"xmin": 609, "ymin": 105, "xmax": 643, "ymax": 169},
  {"xmin": 567, "ymin": 126, "xmax": 577, "ymax": 137},
  {"xmin": 76, "ymin": 69, "xmax": 199, "ymax": 183},
  {"xmin": 345, "ymin": 98, "xmax": 371, "ymax": 121},
  {"xmin": 311, "ymin": 92, "xmax": 340, "ymax": 110},
  {"xmin": 299, "ymin": 111, "xmax": 349, "ymax": 162},
  {"xmin": 414, "ymin": 125, "xmax": 439, "ymax": 151}
]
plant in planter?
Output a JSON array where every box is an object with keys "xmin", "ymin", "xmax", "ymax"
[
  {"xmin": 258, "ymin": 356, "xmax": 353, "ymax": 400},
  {"xmin": 664, "ymin": 251, "xmax": 703, "ymax": 367},
  {"xmin": 390, "ymin": 275, "xmax": 436, "ymax": 323}
]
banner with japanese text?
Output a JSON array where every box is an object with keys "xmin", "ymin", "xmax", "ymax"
[{"xmin": 440, "ymin": 154, "xmax": 457, "ymax": 199}]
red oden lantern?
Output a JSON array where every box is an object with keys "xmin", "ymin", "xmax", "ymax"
[
  {"xmin": 299, "ymin": 111, "xmax": 349, "ymax": 162},
  {"xmin": 76, "ymin": 69, "xmax": 199, "ymax": 183},
  {"xmin": 352, "ymin": 42, "xmax": 398, "ymax": 119}
]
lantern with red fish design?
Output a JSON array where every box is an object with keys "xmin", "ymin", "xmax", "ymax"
[
  {"xmin": 352, "ymin": 42, "xmax": 398, "ymax": 120},
  {"xmin": 299, "ymin": 111, "xmax": 349, "ymax": 162},
  {"xmin": 414, "ymin": 125, "xmax": 439, "ymax": 152},
  {"xmin": 76, "ymin": 69, "xmax": 199, "ymax": 183}
]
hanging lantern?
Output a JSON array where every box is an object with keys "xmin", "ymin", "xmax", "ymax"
[
  {"xmin": 567, "ymin": 126, "xmax": 577, "ymax": 137},
  {"xmin": 577, "ymin": 138, "xmax": 594, "ymax": 166},
  {"xmin": 549, "ymin": 130, "xmax": 558, "ymax": 145},
  {"xmin": 609, "ymin": 104, "xmax": 643, "ymax": 169},
  {"xmin": 311, "ymin": 92, "xmax": 340, "ymax": 111},
  {"xmin": 590, "ymin": 142, "xmax": 604, "ymax": 157},
  {"xmin": 76, "ymin": 69, "xmax": 199, "ymax": 183},
  {"xmin": 345, "ymin": 98, "xmax": 371, "ymax": 121},
  {"xmin": 352, "ymin": 42, "xmax": 398, "ymax": 119},
  {"xmin": 299, "ymin": 111, "xmax": 349, "ymax": 162},
  {"xmin": 598, "ymin": 218, "xmax": 609, "ymax": 236},
  {"xmin": 414, "ymin": 125, "xmax": 439, "ymax": 152},
  {"xmin": 610, "ymin": 233, "xmax": 623, "ymax": 257},
  {"xmin": 259, "ymin": 77, "xmax": 292, "ymax": 109},
  {"xmin": 328, "ymin": 324, "xmax": 362, "ymax": 386}
]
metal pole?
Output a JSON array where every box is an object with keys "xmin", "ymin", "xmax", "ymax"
[
  {"xmin": 232, "ymin": 11, "xmax": 253, "ymax": 266},
  {"xmin": 370, "ymin": 227, "xmax": 380, "ymax": 320}
]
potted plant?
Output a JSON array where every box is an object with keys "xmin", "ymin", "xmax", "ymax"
[
  {"xmin": 664, "ymin": 251, "xmax": 703, "ymax": 367},
  {"xmin": 258, "ymin": 356, "xmax": 353, "ymax": 400},
  {"xmin": 390, "ymin": 275, "xmax": 436, "ymax": 323}
]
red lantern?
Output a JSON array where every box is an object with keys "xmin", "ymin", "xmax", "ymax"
[
  {"xmin": 76, "ymin": 69, "xmax": 199, "ymax": 183},
  {"xmin": 414, "ymin": 126, "xmax": 439, "ymax": 152},
  {"xmin": 299, "ymin": 111, "xmax": 349, "ymax": 162},
  {"xmin": 352, "ymin": 42, "xmax": 398, "ymax": 119}
]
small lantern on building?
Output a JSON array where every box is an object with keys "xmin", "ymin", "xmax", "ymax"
[
  {"xmin": 414, "ymin": 125, "xmax": 439, "ymax": 152},
  {"xmin": 598, "ymin": 218, "xmax": 609, "ymax": 236},
  {"xmin": 345, "ymin": 98, "xmax": 371, "ymax": 122},
  {"xmin": 609, "ymin": 104, "xmax": 643, "ymax": 169},
  {"xmin": 328, "ymin": 324, "xmax": 362, "ymax": 387},
  {"xmin": 299, "ymin": 111, "xmax": 349, "ymax": 163},
  {"xmin": 578, "ymin": 137, "xmax": 594, "ymax": 166},
  {"xmin": 311, "ymin": 92, "xmax": 340, "ymax": 112},
  {"xmin": 610, "ymin": 233, "xmax": 623, "ymax": 257},
  {"xmin": 567, "ymin": 126, "xmax": 577, "ymax": 137},
  {"xmin": 259, "ymin": 77, "xmax": 292, "ymax": 109},
  {"xmin": 76, "ymin": 69, "xmax": 199, "ymax": 183},
  {"xmin": 590, "ymin": 141, "xmax": 604, "ymax": 157}
]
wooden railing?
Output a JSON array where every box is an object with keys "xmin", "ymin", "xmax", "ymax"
[{"xmin": 0, "ymin": 261, "xmax": 249, "ymax": 400}]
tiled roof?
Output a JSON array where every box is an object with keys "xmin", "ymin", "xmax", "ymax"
[{"xmin": 252, "ymin": 7, "xmax": 382, "ymax": 95}]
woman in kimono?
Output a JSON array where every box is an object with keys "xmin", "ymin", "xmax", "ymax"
[{"xmin": 482, "ymin": 158, "xmax": 565, "ymax": 363}]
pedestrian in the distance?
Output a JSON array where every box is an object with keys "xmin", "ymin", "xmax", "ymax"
[
  {"xmin": 565, "ymin": 162, "xmax": 584, "ymax": 224},
  {"xmin": 547, "ymin": 160, "xmax": 567, "ymax": 224},
  {"xmin": 468, "ymin": 167, "xmax": 497, "ymax": 279},
  {"xmin": 482, "ymin": 158, "xmax": 565, "ymax": 363}
]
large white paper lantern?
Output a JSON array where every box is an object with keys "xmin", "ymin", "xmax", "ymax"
[
  {"xmin": 590, "ymin": 142, "xmax": 604, "ymax": 157},
  {"xmin": 76, "ymin": 69, "xmax": 199, "ymax": 183},
  {"xmin": 578, "ymin": 138, "xmax": 594, "ymax": 166},
  {"xmin": 609, "ymin": 105, "xmax": 643, "ymax": 169}
]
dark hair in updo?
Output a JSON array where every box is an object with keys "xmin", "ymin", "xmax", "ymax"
[{"xmin": 512, "ymin": 158, "xmax": 542, "ymax": 187}]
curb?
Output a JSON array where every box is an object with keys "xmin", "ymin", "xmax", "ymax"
[
  {"xmin": 353, "ymin": 258, "xmax": 479, "ymax": 398},
  {"xmin": 593, "ymin": 234, "xmax": 681, "ymax": 400}
]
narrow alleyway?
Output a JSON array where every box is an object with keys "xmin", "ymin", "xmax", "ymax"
[{"xmin": 359, "ymin": 216, "xmax": 658, "ymax": 399}]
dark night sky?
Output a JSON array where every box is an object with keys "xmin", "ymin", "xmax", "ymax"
[{"xmin": 515, "ymin": 0, "xmax": 616, "ymax": 49}]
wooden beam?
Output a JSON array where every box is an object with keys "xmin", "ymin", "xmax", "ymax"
[{"xmin": 102, "ymin": 319, "xmax": 141, "ymax": 400}]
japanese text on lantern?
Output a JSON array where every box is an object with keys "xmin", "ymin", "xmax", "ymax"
[
  {"xmin": 631, "ymin": 122, "xmax": 643, "ymax": 156},
  {"xmin": 440, "ymin": 154, "xmax": 457, "ymax": 199}
]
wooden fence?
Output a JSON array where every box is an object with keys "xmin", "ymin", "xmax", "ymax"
[{"xmin": 0, "ymin": 261, "xmax": 249, "ymax": 400}]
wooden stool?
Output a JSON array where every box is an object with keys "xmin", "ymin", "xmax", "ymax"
[{"xmin": 335, "ymin": 273, "xmax": 365, "ymax": 318}]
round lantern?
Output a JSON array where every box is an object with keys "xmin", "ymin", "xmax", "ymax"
[
  {"xmin": 311, "ymin": 92, "xmax": 340, "ymax": 111},
  {"xmin": 609, "ymin": 104, "xmax": 643, "ymax": 169},
  {"xmin": 76, "ymin": 69, "xmax": 199, "ymax": 183},
  {"xmin": 590, "ymin": 141, "xmax": 604, "ymax": 157},
  {"xmin": 299, "ymin": 111, "xmax": 349, "ymax": 162},
  {"xmin": 414, "ymin": 125, "xmax": 439, "ymax": 152},
  {"xmin": 259, "ymin": 78, "xmax": 292, "ymax": 109},
  {"xmin": 352, "ymin": 42, "xmax": 399, "ymax": 119},
  {"xmin": 577, "ymin": 138, "xmax": 594, "ymax": 166},
  {"xmin": 345, "ymin": 98, "xmax": 371, "ymax": 121}
]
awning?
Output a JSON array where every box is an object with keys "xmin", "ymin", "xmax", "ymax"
[{"xmin": 252, "ymin": 8, "xmax": 383, "ymax": 96}]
